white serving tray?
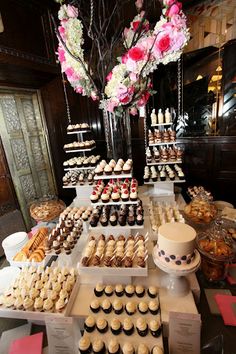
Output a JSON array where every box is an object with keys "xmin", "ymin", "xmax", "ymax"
[
  {"xmin": 78, "ymin": 264, "xmax": 147, "ymax": 276},
  {"xmin": 147, "ymin": 160, "xmax": 182, "ymax": 165},
  {"xmin": 94, "ymin": 171, "xmax": 132, "ymax": 180},
  {"xmin": 151, "ymin": 122, "xmax": 173, "ymax": 127},
  {"xmin": 9, "ymin": 254, "xmax": 52, "ymax": 268},
  {"xmin": 0, "ymin": 275, "xmax": 80, "ymax": 321},
  {"xmin": 149, "ymin": 141, "xmax": 180, "ymax": 146},
  {"xmin": 65, "ymin": 146, "xmax": 96, "ymax": 153},
  {"xmin": 67, "ymin": 130, "xmax": 91, "ymax": 134},
  {"xmin": 91, "ymin": 200, "xmax": 139, "ymax": 206},
  {"xmin": 145, "ymin": 179, "xmax": 186, "ymax": 184},
  {"xmin": 64, "ymin": 166, "xmax": 95, "ymax": 171},
  {"xmin": 89, "ymin": 223, "xmax": 144, "ymax": 230},
  {"xmin": 63, "ymin": 183, "xmax": 95, "ymax": 189}
]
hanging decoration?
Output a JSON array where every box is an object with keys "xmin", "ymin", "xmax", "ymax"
[{"xmin": 55, "ymin": 0, "xmax": 190, "ymax": 115}]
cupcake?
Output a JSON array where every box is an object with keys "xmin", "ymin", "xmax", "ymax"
[
  {"xmin": 84, "ymin": 315, "xmax": 96, "ymax": 333},
  {"xmin": 136, "ymin": 317, "xmax": 148, "ymax": 337},
  {"xmin": 135, "ymin": 285, "xmax": 145, "ymax": 297},
  {"xmin": 130, "ymin": 189, "xmax": 138, "ymax": 201},
  {"xmin": 121, "ymin": 190, "xmax": 129, "ymax": 202},
  {"xmin": 138, "ymin": 301, "xmax": 148, "ymax": 314},
  {"xmin": 147, "ymin": 286, "xmax": 157, "ymax": 298},
  {"xmin": 114, "ymin": 165, "xmax": 122, "ymax": 175},
  {"xmin": 122, "ymin": 343, "xmax": 135, "ymax": 354},
  {"xmin": 90, "ymin": 299, "xmax": 100, "ymax": 313},
  {"xmin": 110, "ymin": 318, "xmax": 122, "ymax": 335},
  {"xmin": 125, "ymin": 301, "xmax": 136, "ymax": 316},
  {"xmin": 148, "ymin": 299, "xmax": 159, "ymax": 315},
  {"xmin": 104, "ymin": 164, "xmax": 113, "ymax": 175},
  {"xmin": 43, "ymin": 298, "xmax": 54, "ymax": 313},
  {"xmin": 115, "ymin": 284, "xmax": 124, "ymax": 297},
  {"xmin": 14, "ymin": 296, "xmax": 24, "ymax": 310},
  {"xmin": 109, "ymin": 213, "xmax": 117, "ymax": 226},
  {"xmin": 136, "ymin": 214, "xmax": 144, "ymax": 226},
  {"xmin": 111, "ymin": 189, "xmax": 120, "ymax": 202},
  {"xmin": 92, "ymin": 339, "xmax": 106, "ymax": 354},
  {"xmin": 113, "ymin": 299, "xmax": 123, "ymax": 314},
  {"xmin": 123, "ymin": 317, "xmax": 134, "ymax": 336},
  {"xmin": 55, "ymin": 298, "xmax": 67, "ymax": 313},
  {"xmin": 125, "ymin": 284, "xmax": 134, "ymax": 297},
  {"xmin": 102, "ymin": 299, "xmax": 112, "ymax": 314},
  {"xmin": 149, "ymin": 319, "xmax": 161, "ymax": 337},
  {"xmin": 151, "ymin": 346, "xmax": 163, "ymax": 354},
  {"xmin": 108, "ymin": 339, "xmax": 120, "ymax": 354},
  {"xmin": 90, "ymin": 191, "xmax": 99, "ymax": 203},
  {"xmin": 96, "ymin": 317, "xmax": 108, "ymax": 333},
  {"xmin": 104, "ymin": 285, "xmax": 113, "ymax": 297},
  {"xmin": 137, "ymin": 344, "xmax": 149, "ymax": 354},
  {"xmin": 94, "ymin": 283, "xmax": 104, "ymax": 297},
  {"xmin": 78, "ymin": 335, "xmax": 92, "ymax": 354}
]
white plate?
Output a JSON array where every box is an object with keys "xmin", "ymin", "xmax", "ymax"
[{"xmin": 0, "ymin": 266, "xmax": 21, "ymax": 294}]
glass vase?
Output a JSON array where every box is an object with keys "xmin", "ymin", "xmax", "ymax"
[{"xmin": 102, "ymin": 109, "xmax": 132, "ymax": 160}]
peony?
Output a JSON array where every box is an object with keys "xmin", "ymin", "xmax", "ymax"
[
  {"xmin": 66, "ymin": 5, "xmax": 78, "ymax": 18},
  {"xmin": 106, "ymin": 71, "xmax": 113, "ymax": 81},
  {"xmin": 171, "ymin": 31, "xmax": 186, "ymax": 51},
  {"xmin": 157, "ymin": 34, "xmax": 170, "ymax": 52},
  {"xmin": 137, "ymin": 91, "xmax": 150, "ymax": 107},
  {"xmin": 126, "ymin": 58, "xmax": 137, "ymax": 72},
  {"xmin": 163, "ymin": 0, "xmax": 175, "ymax": 6},
  {"xmin": 107, "ymin": 99, "xmax": 119, "ymax": 112},
  {"xmin": 128, "ymin": 47, "xmax": 145, "ymax": 61},
  {"xmin": 65, "ymin": 67, "xmax": 75, "ymax": 78},
  {"xmin": 122, "ymin": 53, "xmax": 128, "ymax": 64},
  {"xmin": 166, "ymin": 2, "xmax": 182, "ymax": 17},
  {"xmin": 171, "ymin": 14, "xmax": 187, "ymax": 29},
  {"xmin": 129, "ymin": 72, "xmax": 138, "ymax": 81},
  {"xmin": 91, "ymin": 91, "xmax": 98, "ymax": 101},
  {"xmin": 58, "ymin": 48, "xmax": 65, "ymax": 62}
]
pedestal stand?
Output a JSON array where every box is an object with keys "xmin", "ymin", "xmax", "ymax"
[{"xmin": 152, "ymin": 246, "xmax": 201, "ymax": 297}]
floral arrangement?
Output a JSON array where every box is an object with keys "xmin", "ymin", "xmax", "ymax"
[{"xmin": 56, "ymin": 0, "xmax": 190, "ymax": 114}]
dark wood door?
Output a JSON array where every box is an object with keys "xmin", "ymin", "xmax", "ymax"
[{"xmin": 0, "ymin": 138, "xmax": 18, "ymax": 216}]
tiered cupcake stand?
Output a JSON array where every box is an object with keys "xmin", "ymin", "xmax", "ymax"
[{"xmin": 145, "ymin": 118, "xmax": 185, "ymax": 200}]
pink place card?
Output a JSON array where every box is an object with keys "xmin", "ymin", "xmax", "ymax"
[
  {"xmin": 214, "ymin": 294, "xmax": 236, "ymax": 326},
  {"xmin": 9, "ymin": 332, "xmax": 43, "ymax": 354}
]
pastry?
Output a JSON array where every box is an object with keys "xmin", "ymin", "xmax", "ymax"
[
  {"xmin": 115, "ymin": 284, "xmax": 124, "ymax": 297},
  {"xmin": 94, "ymin": 283, "xmax": 104, "ymax": 297},
  {"xmin": 55, "ymin": 298, "xmax": 67, "ymax": 312},
  {"xmin": 78, "ymin": 335, "xmax": 92, "ymax": 354},
  {"xmin": 110, "ymin": 318, "xmax": 122, "ymax": 335},
  {"xmin": 136, "ymin": 317, "xmax": 148, "ymax": 337},
  {"xmin": 108, "ymin": 339, "xmax": 120, "ymax": 354},
  {"xmin": 147, "ymin": 286, "xmax": 157, "ymax": 298},
  {"xmin": 84, "ymin": 315, "xmax": 96, "ymax": 333},
  {"xmin": 14, "ymin": 296, "xmax": 24, "ymax": 310},
  {"xmin": 138, "ymin": 301, "xmax": 148, "ymax": 314},
  {"xmin": 90, "ymin": 299, "xmax": 100, "ymax": 313},
  {"xmin": 104, "ymin": 285, "xmax": 113, "ymax": 297},
  {"xmin": 137, "ymin": 344, "xmax": 149, "ymax": 354},
  {"xmin": 96, "ymin": 317, "xmax": 108, "ymax": 333},
  {"xmin": 125, "ymin": 301, "xmax": 136, "ymax": 316},
  {"xmin": 149, "ymin": 319, "xmax": 161, "ymax": 337},
  {"xmin": 148, "ymin": 299, "xmax": 159, "ymax": 315},
  {"xmin": 102, "ymin": 299, "xmax": 112, "ymax": 314},
  {"xmin": 113, "ymin": 299, "xmax": 123, "ymax": 315},
  {"xmin": 123, "ymin": 317, "xmax": 134, "ymax": 336},
  {"xmin": 135, "ymin": 285, "xmax": 145, "ymax": 297},
  {"xmin": 125, "ymin": 284, "xmax": 135, "ymax": 297},
  {"xmin": 122, "ymin": 342, "xmax": 135, "ymax": 354},
  {"xmin": 92, "ymin": 339, "xmax": 106, "ymax": 354},
  {"xmin": 43, "ymin": 298, "xmax": 54, "ymax": 312}
]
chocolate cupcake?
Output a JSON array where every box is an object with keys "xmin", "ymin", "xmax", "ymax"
[
  {"xmin": 136, "ymin": 214, "xmax": 144, "ymax": 226},
  {"xmin": 118, "ymin": 215, "xmax": 126, "ymax": 226},
  {"xmin": 104, "ymin": 285, "xmax": 113, "ymax": 297},
  {"xmin": 109, "ymin": 213, "xmax": 117, "ymax": 226},
  {"xmin": 136, "ymin": 317, "xmax": 148, "ymax": 337},
  {"xmin": 149, "ymin": 319, "xmax": 161, "ymax": 337},
  {"xmin": 123, "ymin": 317, "xmax": 134, "ymax": 336},
  {"xmin": 127, "ymin": 215, "xmax": 135, "ymax": 226},
  {"xmin": 110, "ymin": 318, "xmax": 122, "ymax": 335},
  {"xmin": 90, "ymin": 299, "xmax": 100, "ymax": 313},
  {"xmin": 125, "ymin": 284, "xmax": 135, "ymax": 297},
  {"xmin": 115, "ymin": 284, "xmax": 124, "ymax": 297},
  {"xmin": 125, "ymin": 301, "xmax": 136, "ymax": 316},
  {"xmin": 102, "ymin": 299, "xmax": 112, "ymax": 314},
  {"xmin": 147, "ymin": 286, "xmax": 158, "ymax": 298},
  {"xmin": 135, "ymin": 285, "xmax": 145, "ymax": 298},
  {"xmin": 96, "ymin": 317, "xmax": 108, "ymax": 333},
  {"xmin": 100, "ymin": 215, "xmax": 108, "ymax": 227},
  {"xmin": 148, "ymin": 299, "xmax": 159, "ymax": 315},
  {"xmin": 137, "ymin": 344, "xmax": 149, "ymax": 354},
  {"xmin": 138, "ymin": 301, "xmax": 148, "ymax": 315},
  {"xmin": 84, "ymin": 315, "xmax": 96, "ymax": 333},
  {"xmin": 108, "ymin": 339, "xmax": 120, "ymax": 354},
  {"xmin": 113, "ymin": 299, "xmax": 123, "ymax": 314},
  {"xmin": 94, "ymin": 283, "xmax": 104, "ymax": 297},
  {"xmin": 92, "ymin": 339, "xmax": 106, "ymax": 354},
  {"xmin": 78, "ymin": 335, "xmax": 92, "ymax": 354}
]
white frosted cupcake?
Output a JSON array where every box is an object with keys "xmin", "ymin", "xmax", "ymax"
[
  {"xmin": 84, "ymin": 315, "xmax": 96, "ymax": 333},
  {"xmin": 108, "ymin": 339, "xmax": 120, "ymax": 354},
  {"xmin": 110, "ymin": 318, "xmax": 122, "ymax": 335},
  {"xmin": 147, "ymin": 286, "xmax": 158, "ymax": 298},
  {"xmin": 102, "ymin": 299, "xmax": 112, "ymax": 314},
  {"xmin": 138, "ymin": 301, "xmax": 148, "ymax": 314},
  {"xmin": 149, "ymin": 319, "xmax": 161, "ymax": 337},
  {"xmin": 136, "ymin": 317, "xmax": 148, "ymax": 337},
  {"xmin": 151, "ymin": 346, "xmax": 163, "ymax": 354},
  {"xmin": 55, "ymin": 298, "xmax": 67, "ymax": 313},
  {"xmin": 34, "ymin": 297, "xmax": 44, "ymax": 312},
  {"xmin": 92, "ymin": 339, "xmax": 105, "ymax": 354},
  {"xmin": 94, "ymin": 283, "xmax": 104, "ymax": 297},
  {"xmin": 125, "ymin": 284, "xmax": 135, "ymax": 297},
  {"xmin": 148, "ymin": 299, "xmax": 159, "ymax": 315},
  {"xmin": 43, "ymin": 298, "xmax": 54, "ymax": 313},
  {"xmin": 137, "ymin": 344, "xmax": 149, "ymax": 354},
  {"xmin": 125, "ymin": 301, "xmax": 136, "ymax": 316},
  {"xmin": 14, "ymin": 296, "xmax": 24, "ymax": 310},
  {"xmin": 123, "ymin": 317, "xmax": 134, "ymax": 336},
  {"xmin": 135, "ymin": 285, "xmax": 145, "ymax": 297},
  {"xmin": 96, "ymin": 317, "xmax": 108, "ymax": 333},
  {"xmin": 23, "ymin": 297, "xmax": 34, "ymax": 312},
  {"xmin": 78, "ymin": 335, "xmax": 91, "ymax": 354},
  {"xmin": 113, "ymin": 299, "xmax": 123, "ymax": 314},
  {"xmin": 122, "ymin": 342, "xmax": 135, "ymax": 354}
]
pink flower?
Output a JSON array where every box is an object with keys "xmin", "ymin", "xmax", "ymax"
[
  {"xmin": 58, "ymin": 48, "xmax": 65, "ymax": 63},
  {"xmin": 132, "ymin": 21, "xmax": 141, "ymax": 31},
  {"xmin": 130, "ymin": 107, "xmax": 138, "ymax": 116},
  {"xmin": 171, "ymin": 31, "xmax": 186, "ymax": 51},
  {"xmin": 75, "ymin": 87, "xmax": 83, "ymax": 94},
  {"xmin": 65, "ymin": 67, "xmax": 75, "ymax": 78},
  {"xmin": 107, "ymin": 99, "xmax": 119, "ymax": 113},
  {"xmin": 126, "ymin": 58, "xmax": 137, "ymax": 72},
  {"xmin": 58, "ymin": 26, "xmax": 66, "ymax": 40},
  {"xmin": 171, "ymin": 14, "xmax": 186, "ymax": 29},
  {"xmin": 91, "ymin": 91, "xmax": 98, "ymax": 101},
  {"xmin": 129, "ymin": 72, "xmax": 138, "ymax": 81},
  {"xmin": 163, "ymin": 0, "xmax": 175, "ymax": 6},
  {"xmin": 128, "ymin": 47, "xmax": 145, "ymax": 61},
  {"xmin": 106, "ymin": 71, "xmax": 113, "ymax": 81},
  {"xmin": 122, "ymin": 53, "xmax": 128, "ymax": 64},
  {"xmin": 166, "ymin": 2, "xmax": 182, "ymax": 17},
  {"xmin": 66, "ymin": 5, "xmax": 78, "ymax": 18},
  {"xmin": 132, "ymin": 20, "xmax": 149, "ymax": 32},
  {"xmin": 135, "ymin": 0, "xmax": 143, "ymax": 10},
  {"xmin": 137, "ymin": 91, "xmax": 150, "ymax": 107},
  {"xmin": 157, "ymin": 34, "xmax": 171, "ymax": 52}
]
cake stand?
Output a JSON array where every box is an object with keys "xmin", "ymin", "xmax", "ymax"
[{"xmin": 152, "ymin": 245, "xmax": 201, "ymax": 297}]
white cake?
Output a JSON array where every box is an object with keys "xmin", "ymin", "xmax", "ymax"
[{"xmin": 157, "ymin": 222, "xmax": 196, "ymax": 266}]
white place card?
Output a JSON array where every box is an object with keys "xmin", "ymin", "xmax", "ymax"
[
  {"xmin": 46, "ymin": 316, "xmax": 80, "ymax": 354},
  {"xmin": 169, "ymin": 311, "xmax": 201, "ymax": 354}
]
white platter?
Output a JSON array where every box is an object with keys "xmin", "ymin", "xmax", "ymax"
[
  {"xmin": 94, "ymin": 171, "xmax": 132, "ymax": 180},
  {"xmin": 149, "ymin": 141, "xmax": 180, "ymax": 146},
  {"xmin": 147, "ymin": 160, "xmax": 182, "ymax": 165},
  {"xmin": 91, "ymin": 200, "xmax": 139, "ymax": 206},
  {"xmin": 63, "ymin": 183, "xmax": 95, "ymax": 189},
  {"xmin": 67, "ymin": 130, "xmax": 91, "ymax": 134},
  {"xmin": 78, "ymin": 264, "xmax": 148, "ymax": 277},
  {"xmin": 151, "ymin": 122, "xmax": 173, "ymax": 127},
  {"xmin": 64, "ymin": 166, "xmax": 95, "ymax": 171},
  {"xmin": 89, "ymin": 223, "xmax": 144, "ymax": 230},
  {"xmin": 65, "ymin": 146, "xmax": 96, "ymax": 153},
  {"xmin": 9, "ymin": 254, "xmax": 52, "ymax": 269},
  {"xmin": 144, "ymin": 179, "xmax": 186, "ymax": 184}
]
